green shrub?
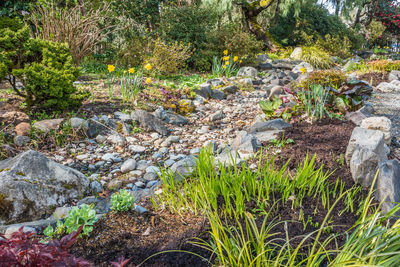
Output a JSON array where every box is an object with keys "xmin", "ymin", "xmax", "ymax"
[
  {"xmin": 366, "ymin": 20, "xmax": 386, "ymax": 44},
  {"xmin": 300, "ymin": 46, "xmax": 334, "ymax": 69},
  {"xmin": 0, "ymin": 26, "xmax": 86, "ymax": 111},
  {"xmin": 0, "ymin": 16, "xmax": 22, "ymax": 31},
  {"xmin": 145, "ymin": 38, "xmax": 194, "ymax": 75},
  {"xmin": 110, "ymin": 189, "xmax": 135, "ymax": 212},
  {"xmin": 316, "ymin": 34, "xmax": 351, "ymax": 58}
]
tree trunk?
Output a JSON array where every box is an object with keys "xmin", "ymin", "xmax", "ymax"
[
  {"xmin": 242, "ymin": 0, "xmax": 277, "ymax": 50},
  {"xmin": 335, "ymin": 0, "xmax": 341, "ymax": 16}
]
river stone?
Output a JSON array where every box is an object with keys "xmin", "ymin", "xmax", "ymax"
[
  {"xmin": 33, "ymin": 119, "xmax": 64, "ymax": 133},
  {"xmin": 231, "ymin": 131, "xmax": 261, "ymax": 160},
  {"xmin": 360, "ymin": 117, "xmax": 392, "ymax": 144},
  {"xmin": 121, "ymin": 159, "xmax": 137, "ymax": 173},
  {"xmin": 0, "ymin": 150, "xmax": 90, "ymax": 225}
]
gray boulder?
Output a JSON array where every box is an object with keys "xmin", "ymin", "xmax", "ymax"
[
  {"xmin": 210, "ymin": 89, "xmax": 226, "ymax": 100},
  {"xmin": 231, "ymin": 131, "xmax": 261, "ymax": 160},
  {"xmin": 376, "ymin": 160, "xmax": 400, "ymax": 214},
  {"xmin": 153, "ymin": 107, "xmax": 189, "ymax": 126},
  {"xmin": 388, "ymin": 70, "xmax": 400, "ymax": 81},
  {"xmin": 346, "ymin": 127, "xmax": 388, "ymax": 186},
  {"xmin": 248, "ymin": 119, "xmax": 292, "ymax": 134},
  {"xmin": 360, "ymin": 117, "xmax": 392, "ymax": 144},
  {"xmin": 237, "ymin": 67, "xmax": 258, "ymax": 78},
  {"xmin": 290, "ymin": 47, "xmax": 302, "ymax": 60},
  {"xmin": 33, "ymin": 119, "xmax": 64, "ymax": 133},
  {"xmin": 171, "ymin": 156, "xmax": 197, "ymax": 179},
  {"xmin": 70, "ymin": 117, "xmax": 88, "ymax": 130},
  {"xmin": 131, "ymin": 109, "xmax": 170, "ymax": 136},
  {"xmin": 0, "ymin": 150, "xmax": 90, "ymax": 225}
]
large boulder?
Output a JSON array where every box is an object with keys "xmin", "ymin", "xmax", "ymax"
[
  {"xmin": 376, "ymin": 160, "xmax": 400, "ymax": 214},
  {"xmin": 290, "ymin": 47, "xmax": 302, "ymax": 60},
  {"xmin": 33, "ymin": 119, "xmax": 64, "ymax": 133},
  {"xmin": 131, "ymin": 109, "xmax": 170, "ymax": 136},
  {"xmin": 376, "ymin": 80, "xmax": 400, "ymax": 93},
  {"xmin": 388, "ymin": 70, "xmax": 400, "ymax": 81},
  {"xmin": 346, "ymin": 127, "xmax": 388, "ymax": 186},
  {"xmin": 153, "ymin": 107, "xmax": 189, "ymax": 126},
  {"xmin": 360, "ymin": 116, "xmax": 392, "ymax": 144},
  {"xmin": 0, "ymin": 150, "xmax": 90, "ymax": 225}
]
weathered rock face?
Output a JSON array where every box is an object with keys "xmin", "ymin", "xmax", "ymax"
[
  {"xmin": 33, "ymin": 118, "xmax": 64, "ymax": 133},
  {"xmin": 346, "ymin": 127, "xmax": 388, "ymax": 186},
  {"xmin": 231, "ymin": 131, "xmax": 261, "ymax": 160},
  {"xmin": 131, "ymin": 109, "xmax": 170, "ymax": 136},
  {"xmin": 0, "ymin": 150, "xmax": 90, "ymax": 225},
  {"xmin": 376, "ymin": 160, "xmax": 400, "ymax": 214},
  {"xmin": 360, "ymin": 116, "xmax": 392, "ymax": 144}
]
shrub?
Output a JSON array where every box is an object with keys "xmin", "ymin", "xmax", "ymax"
[
  {"xmin": 0, "ymin": 16, "xmax": 22, "ymax": 31},
  {"xmin": 296, "ymin": 70, "xmax": 347, "ymax": 90},
  {"xmin": 366, "ymin": 20, "xmax": 386, "ymax": 44},
  {"xmin": 145, "ymin": 38, "xmax": 194, "ymax": 75},
  {"xmin": 30, "ymin": 2, "xmax": 112, "ymax": 64},
  {"xmin": 116, "ymin": 35, "xmax": 150, "ymax": 67},
  {"xmin": 0, "ymin": 26, "xmax": 87, "ymax": 111},
  {"xmin": 0, "ymin": 226, "xmax": 91, "ymax": 266},
  {"xmin": 110, "ymin": 189, "xmax": 135, "ymax": 212},
  {"xmin": 299, "ymin": 46, "xmax": 334, "ymax": 69},
  {"xmin": 316, "ymin": 34, "xmax": 351, "ymax": 58},
  {"xmin": 369, "ymin": 60, "xmax": 400, "ymax": 72}
]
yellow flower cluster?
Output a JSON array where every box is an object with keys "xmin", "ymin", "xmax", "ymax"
[
  {"xmin": 222, "ymin": 50, "xmax": 241, "ymax": 69},
  {"xmin": 107, "ymin": 65, "xmax": 115, "ymax": 73},
  {"xmin": 260, "ymin": 0, "xmax": 269, "ymax": 7}
]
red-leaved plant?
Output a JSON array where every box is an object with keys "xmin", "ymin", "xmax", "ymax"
[{"xmin": 0, "ymin": 225, "xmax": 92, "ymax": 267}]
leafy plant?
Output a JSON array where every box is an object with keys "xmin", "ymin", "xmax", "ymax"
[
  {"xmin": 269, "ymin": 133, "xmax": 294, "ymax": 148},
  {"xmin": 369, "ymin": 60, "xmax": 400, "ymax": 72},
  {"xmin": 110, "ymin": 189, "xmax": 135, "ymax": 212},
  {"xmin": 44, "ymin": 204, "xmax": 98, "ymax": 239},
  {"xmin": 259, "ymin": 94, "xmax": 299, "ymax": 121},
  {"xmin": 0, "ymin": 225, "xmax": 91, "ymax": 266},
  {"xmin": 296, "ymin": 70, "xmax": 347, "ymax": 90},
  {"xmin": 299, "ymin": 84, "xmax": 329, "ymax": 121}
]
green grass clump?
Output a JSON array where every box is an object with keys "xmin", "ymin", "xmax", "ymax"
[{"xmin": 300, "ymin": 46, "xmax": 334, "ymax": 69}]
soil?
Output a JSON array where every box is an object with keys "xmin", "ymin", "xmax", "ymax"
[
  {"xmin": 359, "ymin": 72, "xmax": 388, "ymax": 87},
  {"xmin": 71, "ymin": 202, "xmax": 212, "ymax": 267}
]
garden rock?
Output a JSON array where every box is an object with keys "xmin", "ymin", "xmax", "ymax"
[
  {"xmin": 215, "ymin": 147, "xmax": 242, "ymax": 166},
  {"xmin": 346, "ymin": 127, "xmax": 388, "ymax": 186},
  {"xmin": 0, "ymin": 111, "xmax": 29, "ymax": 125},
  {"xmin": 231, "ymin": 131, "xmax": 261, "ymax": 159},
  {"xmin": 131, "ymin": 110, "xmax": 170, "ymax": 136},
  {"xmin": 70, "ymin": 117, "xmax": 88, "ymax": 130},
  {"xmin": 129, "ymin": 145, "xmax": 146, "ymax": 153},
  {"xmin": 153, "ymin": 107, "xmax": 189, "ymax": 126},
  {"xmin": 346, "ymin": 104, "xmax": 374, "ymax": 126},
  {"xmin": 107, "ymin": 179, "xmax": 123, "ymax": 190},
  {"xmin": 107, "ymin": 134, "xmax": 126, "ymax": 146},
  {"xmin": 90, "ymin": 181, "xmax": 103, "ymax": 194},
  {"xmin": 248, "ymin": 119, "xmax": 292, "ymax": 134},
  {"xmin": 222, "ymin": 85, "xmax": 238, "ymax": 94},
  {"xmin": 290, "ymin": 47, "xmax": 302, "ymax": 60},
  {"xmin": 210, "ymin": 110, "xmax": 225, "ymax": 121},
  {"xmin": 0, "ymin": 150, "xmax": 90, "ymax": 225},
  {"xmin": 210, "ymin": 89, "xmax": 226, "ymax": 100},
  {"xmin": 4, "ymin": 226, "xmax": 37, "ymax": 239},
  {"xmin": 388, "ymin": 70, "xmax": 400, "ymax": 81},
  {"xmin": 376, "ymin": 80, "xmax": 400, "ymax": 92},
  {"xmin": 256, "ymin": 54, "xmax": 270, "ymax": 63},
  {"xmin": 171, "ymin": 155, "xmax": 197, "ymax": 179},
  {"xmin": 360, "ymin": 117, "xmax": 392, "ymax": 144},
  {"xmin": 268, "ymin": 86, "xmax": 283, "ymax": 100},
  {"xmin": 33, "ymin": 118, "xmax": 64, "ymax": 133},
  {"xmin": 292, "ymin": 62, "xmax": 314, "ymax": 74},
  {"xmin": 114, "ymin": 111, "xmax": 132, "ymax": 123},
  {"xmin": 77, "ymin": 196, "xmax": 110, "ymax": 214},
  {"xmin": 13, "ymin": 135, "xmax": 30, "ymax": 147},
  {"xmin": 194, "ymin": 83, "xmax": 212, "ymax": 98},
  {"xmin": 14, "ymin": 122, "xmax": 31, "ymax": 136},
  {"xmin": 376, "ymin": 160, "xmax": 400, "ymax": 214},
  {"xmin": 121, "ymin": 159, "xmax": 137, "ymax": 173},
  {"xmin": 237, "ymin": 67, "xmax": 258, "ymax": 77}
]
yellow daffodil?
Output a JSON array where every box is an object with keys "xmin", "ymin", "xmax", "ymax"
[
  {"xmin": 144, "ymin": 64, "xmax": 152, "ymax": 71},
  {"xmin": 145, "ymin": 77, "xmax": 151, "ymax": 84},
  {"xmin": 378, "ymin": 46, "xmax": 380, "ymax": 48},
  {"xmin": 223, "ymin": 50, "xmax": 228, "ymax": 55},
  {"xmin": 233, "ymin": 56, "xmax": 238, "ymax": 62},
  {"xmin": 129, "ymin": 68, "xmax": 135, "ymax": 74},
  {"xmin": 300, "ymin": 67, "xmax": 307, "ymax": 74},
  {"xmin": 170, "ymin": 104, "xmax": 176, "ymax": 109},
  {"xmin": 222, "ymin": 65, "xmax": 226, "ymax": 69},
  {"xmin": 260, "ymin": 0, "xmax": 269, "ymax": 7},
  {"xmin": 107, "ymin": 65, "xmax": 115, "ymax": 73},
  {"xmin": 223, "ymin": 56, "xmax": 229, "ymax": 61},
  {"xmin": 225, "ymin": 61, "xmax": 230, "ymax": 65},
  {"xmin": 239, "ymin": 60, "xmax": 243, "ymax": 63}
]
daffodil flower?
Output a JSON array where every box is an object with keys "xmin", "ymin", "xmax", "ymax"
[
  {"xmin": 129, "ymin": 68, "xmax": 135, "ymax": 74},
  {"xmin": 260, "ymin": 0, "xmax": 269, "ymax": 7},
  {"xmin": 234, "ymin": 56, "xmax": 238, "ymax": 62},
  {"xmin": 144, "ymin": 64, "xmax": 152, "ymax": 71},
  {"xmin": 300, "ymin": 67, "xmax": 307, "ymax": 74},
  {"xmin": 223, "ymin": 50, "xmax": 228, "ymax": 55},
  {"xmin": 108, "ymin": 65, "xmax": 115, "ymax": 73},
  {"xmin": 146, "ymin": 77, "xmax": 151, "ymax": 84}
]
